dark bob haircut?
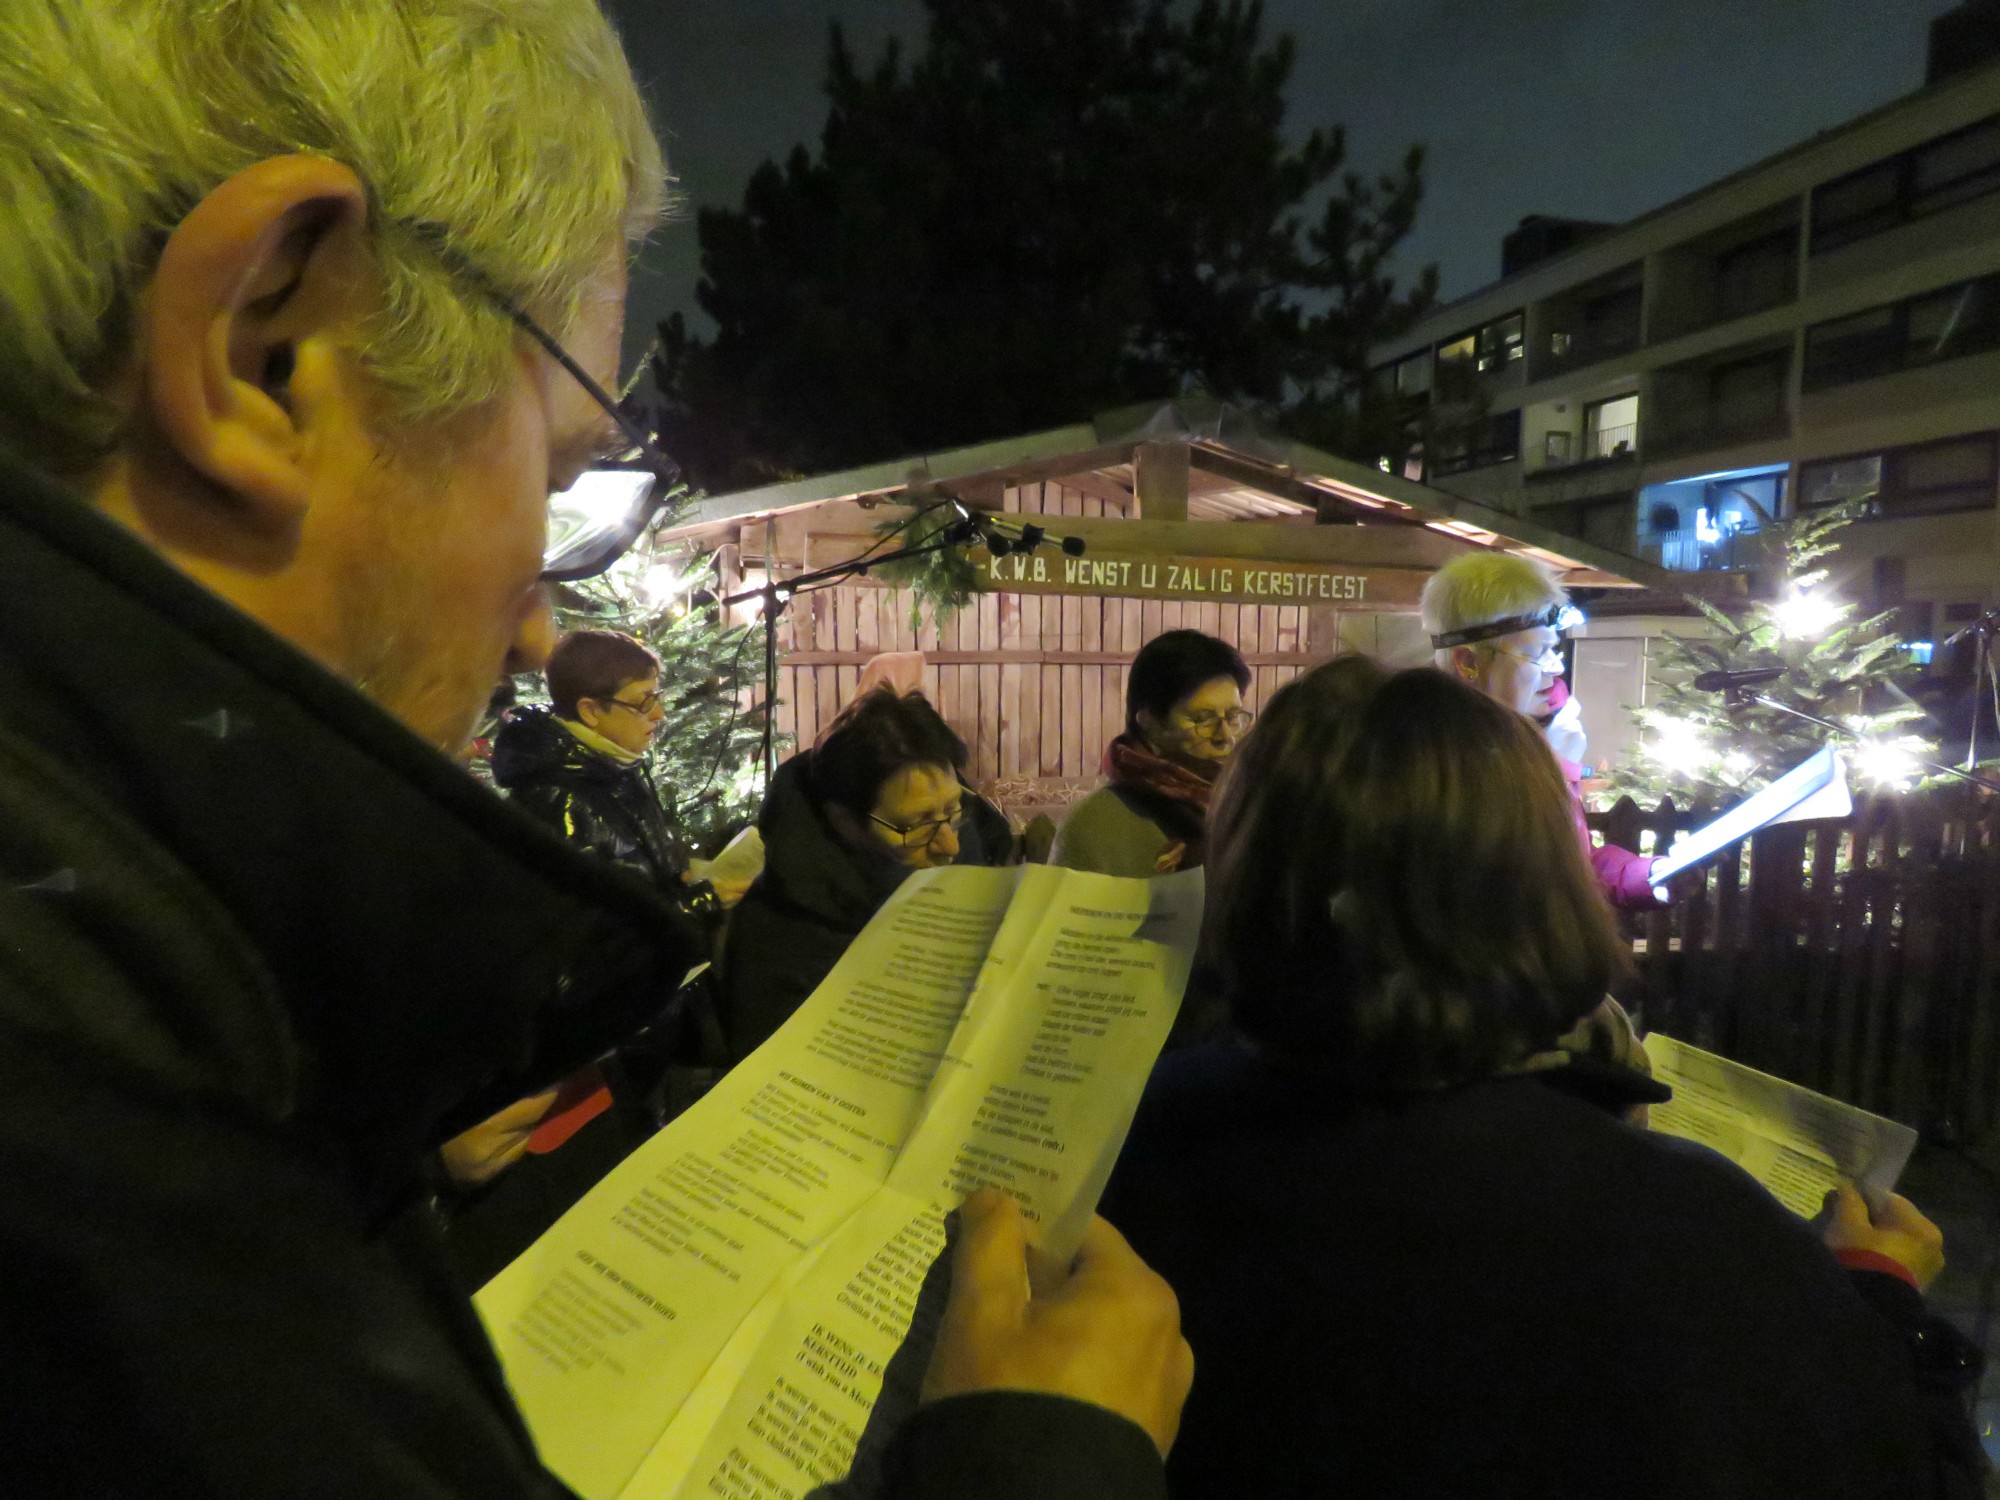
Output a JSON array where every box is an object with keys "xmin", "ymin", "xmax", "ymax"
[
  {"xmin": 545, "ymin": 629, "xmax": 661, "ymax": 719},
  {"xmin": 809, "ymin": 688, "xmax": 968, "ymax": 817},
  {"xmin": 1204, "ymin": 657, "xmax": 1628, "ymax": 1096},
  {"xmin": 1125, "ymin": 629, "xmax": 1250, "ymax": 736}
]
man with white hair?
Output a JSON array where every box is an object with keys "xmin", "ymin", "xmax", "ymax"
[
  {"xmin": 1421, "ymin": 550, "xmax": 1668, "ymax": 907},
  {"xmin": 0, "ymin": 4, "xmax": 1187, "ymax": 1495}
]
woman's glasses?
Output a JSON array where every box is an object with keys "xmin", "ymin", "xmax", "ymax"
[
  {"xmin": 869, "ymin": 806, "xmax": 967, "ymax": 847},
  {"xmin": 1180, "ymin": 708, "xmax": 1254, "ymax": 735}
]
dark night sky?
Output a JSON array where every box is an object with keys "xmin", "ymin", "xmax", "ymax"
[{"xmin": 604, "ymin": 0, "xmax": 1963, "ymax": 369}]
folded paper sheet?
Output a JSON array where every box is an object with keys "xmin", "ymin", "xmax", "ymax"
[
  {"xmin": 476, "ymin": 863, "xmax": 1202, "ymax": 1500},
  {"xmin": 1644, "ymin": 1033, "xmax": 1915, "ymax": 1218},
  {"xmin": 1649, "ymin": 745, "xmax": 1852, "ymax": 895}
]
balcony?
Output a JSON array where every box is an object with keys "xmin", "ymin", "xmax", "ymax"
[
  {"xmin": 1635, "ymin": 465, "xmax": 1785, "ymax": 573},
  {"xmin": 1584, "ymin": 421, "xmax": 1637, "ymax": 462}
]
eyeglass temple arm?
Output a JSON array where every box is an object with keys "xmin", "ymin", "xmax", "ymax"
[{"xmin": 501, "ymin": 307, "xmax": 680, "ymax": 481}]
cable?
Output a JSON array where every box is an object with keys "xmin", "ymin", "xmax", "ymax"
[{"xmin": 670, "ymin": 611, "xmax": 766, "ymax": 826}]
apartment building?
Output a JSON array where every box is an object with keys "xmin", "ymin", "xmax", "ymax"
[{"xmin": 1368, "ymin": 15, "xmax": 2000, "ymax": 673}]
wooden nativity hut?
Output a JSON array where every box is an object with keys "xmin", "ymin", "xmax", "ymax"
[{"xmin": 657, "ymin": 400, "xmax": 1656, "ymax": 827}]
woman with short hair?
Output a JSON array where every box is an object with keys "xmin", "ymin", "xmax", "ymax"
[
  {"xmin": 1102, "ymin": 658, "xmax": 1982, "ymax": 1500},
  {"xmin": 1053, "ymin": 629, "xmax": 1251, "ymax": 877},
  {"xmin": 720, "ymin": 688, "xmax": 1013, "ymax": 1059}
]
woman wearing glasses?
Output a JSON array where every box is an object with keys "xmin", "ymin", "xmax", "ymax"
[
  {"xmin": 1421, "ymin": 551, "xmax": 1669, "ymax": 909},
  {"xmin": 1053, "ymin": 630, "xmax": 1253, "ymax": 879},
  {"xmin": 720, "ymin": 688, "xmax": 1013, "ymax": 1061},
  {"xmin": 493, "ymin": 629, "xmax": 695, "ymax": 890}
]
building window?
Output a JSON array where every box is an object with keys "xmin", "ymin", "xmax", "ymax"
[
  {"xmin": 1713, "ymin": 227, "xmax": 1798, "ymax": 321},
  {"xmin": 1582, "ymin": 394, "xmax": 1639, "ymax": 460},
  {"xmin": 1540, "ymin": 494, "xmax": 1634, "ymax": 553},
  {"xmin": 1707, "ymin": 351, "xmax": 1789, "ymax": 441},
  {"xmin": 1799, "ymin": 433, "xmax": 1999, "ymax": 519},
  {"xmin": 1811, "ymin": 160, "xmax": 1903, "ymax": 253},
  {"xmin": 1802, "ymin": 273, "xmax": 2000, "ymax": 391},
  {"xmin": 1637, "ymin": 465, "xmax": 1784, "ymax": 572},
  {"xmin": 1430, "ymin": 409, "xmax": 1522, "ymax": 477},
  {"xmin": 1810, "ymin": 112, "xmax": 2000, "ymax": 254},
  {"xmin": 1436, "ymin": 312, "xmax": 1525, "ymax": 385},
  {"xmin": 1912, "ymin": 114, "xmax": 2000, "ymax": 216}
]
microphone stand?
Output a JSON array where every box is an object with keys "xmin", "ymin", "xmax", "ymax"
[
  {"xmin": 716, "ymin": 504, "xmax": 1081, "ymax": 783},
  {"xmin": 1942, "ymin": 606, "xmax": 2000, "ymax": 777},
  {"xmin": 1718, "ymin": 685, "xmax": 2000, "ymax": 794}
]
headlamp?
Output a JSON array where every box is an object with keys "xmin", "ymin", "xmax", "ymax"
[{"xmin": 1430, "ymin": 601, "xmax": 1584, "ymax": 650}]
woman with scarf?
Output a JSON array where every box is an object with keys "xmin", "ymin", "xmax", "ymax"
[{"xmin": 1052, "ymin": 630, "xmax": 1251, "ymax": 877}]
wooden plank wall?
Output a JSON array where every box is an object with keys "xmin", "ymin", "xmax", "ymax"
[{"xmin": 756, "ymin": 483, "xmax": 1334, "ymax": 822}]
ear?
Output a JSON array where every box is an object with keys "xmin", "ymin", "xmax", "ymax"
[
  {"xmin": 574, "ymin": 697, "xmax": 606, "ymax": 731},
  {"xmin": 1450, "ymin": 645, "xmax": 1482, "ymax": 683},
  {"xmin": 142, "ymin": 154, "xmax": 372, "ymax": 531}
]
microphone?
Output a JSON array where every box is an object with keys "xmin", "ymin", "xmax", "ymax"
[
  {"xmin": 1692, "ymin": 667, "xmax": 1785, "ymax": 693},
  {"xmin": 959, "ymin": 508, "xmax": 1087, "ymax": 558},
  {"xmin": 1941, "ymin": 608, "xmax": 1999, "ymax": 647}
]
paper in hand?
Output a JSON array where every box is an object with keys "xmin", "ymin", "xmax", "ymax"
[{"xmin": 1650, "ymin": 745, "xmax": 1851, "ymax": 896}]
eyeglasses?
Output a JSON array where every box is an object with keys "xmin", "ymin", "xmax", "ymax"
[
  {"xmin": 1491, "ymin": 644, "xmax": 1567, "ymax": 675},
  {"xmin": 604, "ymin": 688, "xmax": 664, "ymax": 715},
  {"xmin": 869, "ymin": 806, "xmax": 966, "ymax": 847},
  {"xmin": 400, "ymin": 221, "xmax": 682, "ymax": 582},
  {"xmin": 1179, "ymin": 708, "xmax": 1253, "ymax": 735}
]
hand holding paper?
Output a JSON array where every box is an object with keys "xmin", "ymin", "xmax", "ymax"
[
  {"xmin": 1817, "ymin": 1184, "xmax": 1946, "ymax": 1291},
  {"xmin": 1649, "ymin": 745, "xmax": 1853, "ymax": 897},
  {"xmin": 923, "ymin": 1188, "xmax": 1193, "ymax": 1458},
  {"xmin": 477, "ymin": 863, "xmax": 1202, "ymax": 1499}
]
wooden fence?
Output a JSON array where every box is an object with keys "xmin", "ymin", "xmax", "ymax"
[{"xmin": 1589, "ymin": 788, "xmax": 2000, "ymax": 1136}]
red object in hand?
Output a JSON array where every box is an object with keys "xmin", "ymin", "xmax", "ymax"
[{"xmin": 526, "ymin": 1066, "xmax": 613, "ymax": 1154}]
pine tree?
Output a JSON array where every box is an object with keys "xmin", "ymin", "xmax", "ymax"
[
  {"xmin": 1606, "ymin": 502, "xmax": 1933, "ymax": 809},
  {"xmin": 656, "ymin": 0, "xmax": 1437, "ymax": 490}
]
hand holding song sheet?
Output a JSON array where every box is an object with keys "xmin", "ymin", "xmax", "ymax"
[
  {"xmin": 1648, "ymin": 745, "xmax": 1852, "ymax": 897},
  {"xmin": 1643, "ymin": 1033, "xmax": 1915, "ymax": 1218},
  {"xmin": 475, "ymin": 863, "xmax": 1202, "ymax": 1500},
  {"xmin": 1648, "ymin": 745, "xmax": 1851, "ymax": 897}
]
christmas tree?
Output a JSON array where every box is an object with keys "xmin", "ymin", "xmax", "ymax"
[{"xmin": 1606, "ymin": 501, "xmax": 1934, "ymax": 810}]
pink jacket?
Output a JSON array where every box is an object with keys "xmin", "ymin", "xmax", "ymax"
[{"xmin": 1561, "ymin": 757, "xmax": 1662, "ymax": 909}]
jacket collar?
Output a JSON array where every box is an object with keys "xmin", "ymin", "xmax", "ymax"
[{"xmin": 0, "ymin": 450, "xmax": 698, "ymax": 1213}]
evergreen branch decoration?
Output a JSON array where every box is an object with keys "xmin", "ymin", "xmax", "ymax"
[{"xmin": 867, "ymin": 502, "xmax": 980, "ymax": 633}]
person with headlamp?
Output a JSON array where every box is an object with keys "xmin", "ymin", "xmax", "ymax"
[{"xmin": 1421, "ymin": 552, "xmax": 1670, "ymax": 909}]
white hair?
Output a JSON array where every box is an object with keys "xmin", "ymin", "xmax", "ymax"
[
  {"xmin": 1419, "ymin": 551, "xmax": 1568, "ymax": 669},
  {"xmin": 0, "ymin": 0, "xmax": 670, "ymax": 477}
]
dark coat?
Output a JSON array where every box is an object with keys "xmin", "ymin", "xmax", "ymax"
[
  {"xmin": 720, "ymin": 754, "xmax": 1014, "ymax": 1060},
  {"xmin": 492, "ymin": 704, "xmax": 688, "ymax": 887},
  {"xmin": 0, "ymin": 449, "xmax": 1151, "ymax": 1500},
  {"xmin": 1102, "ymin": 1041, "xmax": 1985, "ymax": 1500}
]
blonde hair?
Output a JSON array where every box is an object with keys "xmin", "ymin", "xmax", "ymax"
[
  {"xmin": 1419, "ymin": 551, "xmax": 1567, "ymax": 669},
  {"xmin": 0, "ymin": 0, "xmax": 670, "ymax": 476}
]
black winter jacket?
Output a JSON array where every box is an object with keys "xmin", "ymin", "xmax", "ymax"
[
  {"xmin": 0, "ymin": 449, "xmax": 1160, "ymax": 1500},
  {"xmin": 1103, "ymin": 1041, "xmax": 1986, "ymax": 1500},
  {"xmin": 492, "ymin": 704, "xmax": 688, "ymax": 887},
  {"xmin": 720, "ymin": 754, "xmax": 1014, "ymax": 1060}
]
